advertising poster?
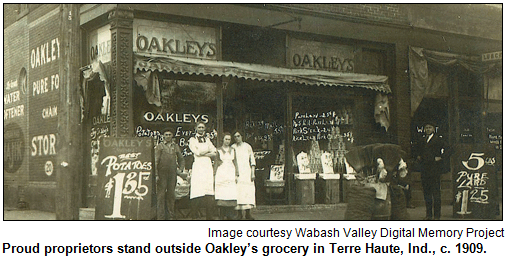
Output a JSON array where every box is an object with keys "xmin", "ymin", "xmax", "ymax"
[{"xmin": 95, "ymin": 137, "xmax": 155, "ymax": 220}]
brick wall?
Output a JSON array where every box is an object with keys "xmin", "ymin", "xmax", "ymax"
[
  {"xmin": 3, "ymin": 4, "xmax": 30, "ymax": 29},
  {"xmin": 4, "ymin": 4, "xmax": 61, "ymax": 212},
  {"xmin": 4, "ymin": 12, "xmax": 30, "ymax": 208},
  {"xmin": 3, "ymin": 4, "xmax": 18, "ymax": 28},
  {"xmin": 276, "ymin": 4, "xmax": 408, "ymax": 25}
]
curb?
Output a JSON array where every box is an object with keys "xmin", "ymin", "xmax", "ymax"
[{"xmin": 253, "ymin": 203, "xmax": 348, "ymax": 214}]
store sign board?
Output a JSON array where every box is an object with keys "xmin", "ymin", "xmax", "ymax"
[
  {"xmin": 287, "ymin": 38, "xmax": 355, "ymax": 72},
  {"xmin": 133, "ymin": 19, "xmax": 217, "ymax": 60},
  {"xmin": 88, "ymin": 24, "xmax": 111, "ymax": 64},
  {"xmin": 452, "ymin": 144, "xmax": 498, "ymax": 219},
  {"xmin": 96, "ymin": 137, "xmax": 155, "ymax": 220},
  {"xmin": 28, "ymin": 12, "xmax": 60, "ymax": 181},
  {"xmin": 292, "ymin": 109, "xmax": 353, "ymax": 143},
  {"xmin": 482, "ymin": 51, "xmax": 502, "ymax": 62},
  {"xmin": 487, "ymin": 127, "xmax": 502, "ymax": 151}
]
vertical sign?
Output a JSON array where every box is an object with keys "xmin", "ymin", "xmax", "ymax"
[
  {"xmin": 96, "ymin": 137, "xmax": 154, "ymax": 220},
  {"xmin": 4, "ymin": 68, "xmax": 28, "ymax": 174},
  {"xmin": 453, "ymin": 144, "xmax": 498, "ymax": 219},
  {"xmin": 88, "ymin": 24, "xmax": 111, "ymax": 64},
  {"xmin": 28, "ymin": 12, "xmax": 61, "ymax": 181}
]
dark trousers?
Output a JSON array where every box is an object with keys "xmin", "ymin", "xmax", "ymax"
[
  {"xmin": 403, "ymin": 185, "xmax": 412, "ymax": 206},
  {"xmin": 157, "ymin": 168, "xmax": 177, "ymax": 220},
  {"xmin": 189, "ymin": 195, "xmax": 217, "ymax": 220},
  {"xmin": 421, "ymin": 173, "xmax": 441, "ymax": 218},
  {"xmin": 219, "ymin": 206, "xmax": 237, "ymax": 220}
]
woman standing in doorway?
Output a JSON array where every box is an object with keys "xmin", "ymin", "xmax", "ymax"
[
  {"xmin": 214, "ymin": 133, "xmax": 239, "ymax": 220},
  {"xmin": 188, "ymin": 121, "xmax": 217, "ymax": 220},
  {"xmin": 232, "ymin": 131, "xmax": 256, "ymax": 220}
]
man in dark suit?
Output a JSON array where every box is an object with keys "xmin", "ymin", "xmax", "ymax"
[{"xmin": 415, "ymin": 122, "xmax": 447, "ymax": 220}]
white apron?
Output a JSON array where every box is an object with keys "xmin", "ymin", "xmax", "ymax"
[
  {"xmin": 189, "ymin": 136, "xmax": 216, "ymax": 199},
  {"xmin": 214, "ymin": 148, "xmax": 237, "ymax": 201},
  {"xmin": 232, "ymin": 142, "xmax": 256, "ymax": 207}
]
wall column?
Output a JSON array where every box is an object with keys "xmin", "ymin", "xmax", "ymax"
[
  {"xmin": 56, "ymin": 4, "xmax": 82, "ymax": 220},
  {"xmin": 108, "ymin": 8, "xmax": 134, "ymax": 137},
  {"xmin": 394, "ymin": 44, "xmax": 411, "ymax": 154}
]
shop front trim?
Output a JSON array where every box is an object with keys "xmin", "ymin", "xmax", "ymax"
[{"xmin": 133, "ymin": 54, "xmax": 391, "ymax": 93}]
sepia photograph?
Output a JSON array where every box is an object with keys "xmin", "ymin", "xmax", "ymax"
[{"xmin": 3, "ymin": 4, "xmax": 503, "ymax": 221}]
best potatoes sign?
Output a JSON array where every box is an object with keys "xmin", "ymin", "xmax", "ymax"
[{"xmin": 96, "ymin": 137, "xmax": 155, "ymax": 220}]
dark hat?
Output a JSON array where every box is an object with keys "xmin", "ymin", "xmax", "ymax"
[
  {"xmin": 161, "ymin": 128, "xmax": 174, "ymax": 134},
  {"xmin": 423, "ymin": 121, "xmax": 437, "ymax": 127}
]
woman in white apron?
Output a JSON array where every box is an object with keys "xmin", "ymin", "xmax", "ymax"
[
  {"xmin": 232, "ymin": 131, "xmax": 256, "ymax": 220},
  {"xmin": 214, "ymin": 133, "xmax": 239, "ymax": 220},
  {"xmin": 188, "ymin": 122, "xmax": 217, "ymax": 219}
]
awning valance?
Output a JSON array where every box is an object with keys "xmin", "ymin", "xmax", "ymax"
[
  {"xmin": 409, "ymin": 46, "xmax": 501, "ymax": 116},
  {"xmin": 133, "ymin": 54, "xmax": 391, "ymax": 93}
]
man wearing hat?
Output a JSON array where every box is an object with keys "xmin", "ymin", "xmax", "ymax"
[
  {"xmin": 415, "ymin": 121, "xmax": 447, "ymax": 220},
  {"xmin": 155, "ymin": 128, "xmax": 185, "ymax": 220}
]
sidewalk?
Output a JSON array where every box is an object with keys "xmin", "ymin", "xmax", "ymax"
[
  {"xmin": 3, "ymin": 203, "xmax": 502, "ymax": 221},
  {"xmin": 4, "ymin": 207, "xmax": 57, "ymax": 220},
  {"xmin": 254, "ymin": 203, "xmax": 502, "ymax": 220}
]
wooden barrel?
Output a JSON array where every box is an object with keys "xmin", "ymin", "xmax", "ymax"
[
  {"xmin": 390, "ymin": 185, "xmax": 410, "ymax": 220},
  {"xmin": 372, "ymin": 188, "xmax": 391, "ymax": 220}
]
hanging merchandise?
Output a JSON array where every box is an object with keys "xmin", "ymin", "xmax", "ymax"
[
  {"xmin": 134, "ymin": 70, "xmax": 162, "ymax": 107},
  {"xmin": 374, "ymin": 93, "xmax": 390, "ymax": 131},
  {"xmin": 81, "ymin": 60, "xmax": 110, "ymax": 122}
]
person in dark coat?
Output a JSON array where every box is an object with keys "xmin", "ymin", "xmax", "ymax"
[
  {"xmin": 155, "ymin": 129, "xmax": 185, "ymax": 220},
  {"xmin": 414, "ymin": 122, "xmax": 447, "ymax": 220}
]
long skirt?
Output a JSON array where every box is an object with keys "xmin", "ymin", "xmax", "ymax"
[
  {"xmin": 190, "ymin": 156, "xmax": 214, "ymax": 199},
  {"xmin": 215, "ymin": 160, "xmax": 237, "ymax": 203}
]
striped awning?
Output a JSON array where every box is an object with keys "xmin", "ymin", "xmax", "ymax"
[{"xmin": 134, "ymin": 54, "xmax": 391, "ymax": 93}]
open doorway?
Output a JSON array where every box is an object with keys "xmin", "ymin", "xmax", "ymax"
[
  {"xmin": 411, "ymin": 97, "xmax": 449, "ymax": 154},
  {"xmin": 223, "ymin": 80, "xmax": 286, "ymax": 205}
]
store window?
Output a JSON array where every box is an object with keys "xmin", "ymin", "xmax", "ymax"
[
  {"xmin": 458, "ymin": 102, "xmax": 482, "ymax": 144},
  {"xmin": 484, "ymin": 67, "xmax": 502, "ymax": 167},
  {"xmin": 82, "ymin": 68, "xmax": 111, "ymax": 207},
  {"xmin": 223, "ymin": 80, "xmax": 285, "ymax": 205},
  {"xmin": 291, "ymin": 94, "xmax": 355, "ymax": 175},
  {"xmin": 134, "ymin": 73, "xmax": 217, "ymax": 170},
  {"xmin": 457, "ymin": 68, "xmax": 484, "ymax": 144}
]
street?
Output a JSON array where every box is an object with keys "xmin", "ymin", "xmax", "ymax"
[{"xmin": 4, "ymin": 203, "xmax": 502, "ymax": 221}]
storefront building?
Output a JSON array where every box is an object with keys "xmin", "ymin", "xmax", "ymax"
[
  {"xmin": 79, "ymin": 6, "xmax": 394, "ymax": 209},
  {"xmin": 4, "ymin": 4, "xmax": 502, "ymax": 218}
]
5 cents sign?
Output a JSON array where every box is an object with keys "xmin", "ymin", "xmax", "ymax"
[{"xmin": 453, "ymin": 144, "xmax": 498, "ymax": 219}]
